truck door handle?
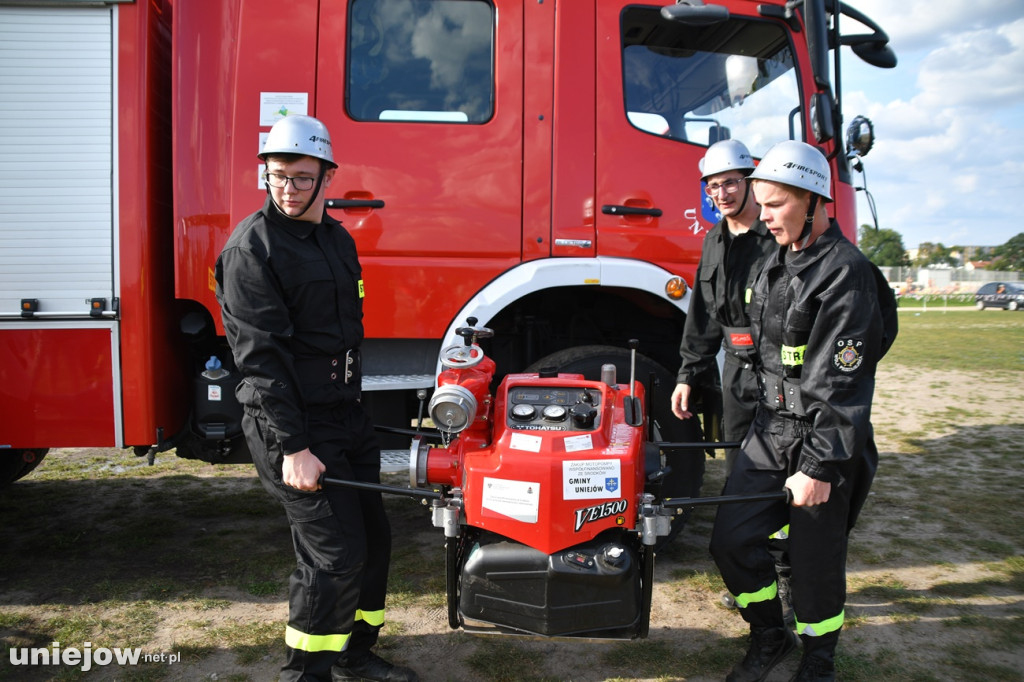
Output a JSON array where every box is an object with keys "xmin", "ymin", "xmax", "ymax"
[
  {"xmin": 601, "ymin": 204, "xmax": 662, "ymax": 217},
  {"xmin": 326, "ymin": 198, "xmax": 385, "ymax": 209}
]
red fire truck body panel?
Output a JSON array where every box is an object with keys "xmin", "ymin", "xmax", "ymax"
[
  {"xmin": 0, "ymin": 0, "xmax": 891, "ymax": 479},
  {"xmin": 1, "ymin": 327, "xmax": 116, "ymax": 447},
  {"xmin": 117, "ymin": 0, "xmax": 185, "ymax": 448}
]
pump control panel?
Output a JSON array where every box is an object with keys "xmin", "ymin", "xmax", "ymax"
[{"xmin": 506, "ymin": 386, "xmax": 602, "ymax": 431}]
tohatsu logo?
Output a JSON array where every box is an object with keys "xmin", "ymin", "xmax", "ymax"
[{"xmin": 573, "ymin": 499, "xmax": 628, "ymax": 532}]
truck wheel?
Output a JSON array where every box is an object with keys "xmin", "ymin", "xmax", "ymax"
[
  {"xmin": 0, "ymin": 448, "xmax": 49, "ymax": 487},
  {"xmin": 524, "ymin": 345, "xmax": 704, "ymax": 548}
]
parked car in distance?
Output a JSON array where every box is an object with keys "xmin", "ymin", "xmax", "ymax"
[{"xmin": 975, "ymin": 282, "xmax": 1024, "ymax": 310}]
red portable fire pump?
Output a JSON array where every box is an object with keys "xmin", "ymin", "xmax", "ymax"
[{"xmin": 326, "ymin": 318, "xmax": 786, "ymax": 639}]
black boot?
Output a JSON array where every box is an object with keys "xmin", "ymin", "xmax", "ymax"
[
  {"xmin": 727, "ymin": 626, "xmax": 798, "ymax": 682},
  {"xmin": 331, "ymin": 651, "xmax": 419, "ymax": 682},
  {"xmin": 790, "ymin": 632, "xmax": 838, "ymax": 682},
  {"xmin": 789, "ymin": 655, "xmax": 835, "ymax": 682}
]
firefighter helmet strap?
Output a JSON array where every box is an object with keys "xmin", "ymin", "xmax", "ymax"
[
  {"xmin": 268, "ymin": 165, "xmax": 328, "ymax": 220},
  {"xmin": 797, "ymin": 194, "xmax": 819, "ymax": 251}
]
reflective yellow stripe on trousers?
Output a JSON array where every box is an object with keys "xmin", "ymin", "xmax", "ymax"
[
  {"xmin": 769, "ymin": 524, "xmax": 790, "ymax": 541},
  {"xmin": 356, "ymin": 608, "xmax": 385, "ymax": 627},
  {"xmin": 733, "ymin": 525, "xmax": 790, "ymax": 608},
  {"xmin": 732, "ymin": 581, "xmax": 778, "ymax": 609},
  {"xmin": 796, "ymin": 610, "xmax": 845, "ymax": 637},
  {"xmin": 284, "ymin": 626, "xmax": 350, "ymax": 653}
]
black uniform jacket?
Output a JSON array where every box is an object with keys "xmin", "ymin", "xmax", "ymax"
[
  {"xmin": 749, "ymin": 221, "xmax": 897, "ymax": 484},
  {"xmin": 677, "ymin": 218, "xmax": 777, "ymax": 385},
  {"xmin": 215, "ymin": 197, "xmax": 364, "ymax": 455}
]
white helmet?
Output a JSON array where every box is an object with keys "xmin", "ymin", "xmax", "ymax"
[
  {"xmin": 699, "ymin": 139, "xmax": 755, "ymax": 181},
  {"xmin": 749, "ymin": 140, "xmax": 831, "ymax": 201},
  {"xmin": 260, "ymin": 115, "xmax": 337, "ymax": 168}
]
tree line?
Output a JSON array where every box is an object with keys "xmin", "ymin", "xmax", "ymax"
[{"xmin": 857, "ymin": 228, "xmax": 1024, "ymax": 271}]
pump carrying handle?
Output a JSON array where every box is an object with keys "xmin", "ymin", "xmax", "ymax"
[
  {"xmin": 319, "ymin": 474, "xmax": 444, "ymax": 501},
  {"xmin": 661, "ymin": 488, "xmax": 792, "ymax": 509}
]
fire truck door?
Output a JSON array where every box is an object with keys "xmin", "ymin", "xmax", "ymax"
[
  {"xmin": 315, "ymin": 0, "xmax": 525, "ymax": 340},
  {"xmin": 595, "ymin": 4, "xmax": 808, "ymax": 276},
  {"xmin": 594, "ymin": 4, "xmax": 710, "ymax": 271}
]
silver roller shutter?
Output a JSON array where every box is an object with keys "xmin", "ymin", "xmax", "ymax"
[{"xmin": 0, "ymin": 5, "xmax": 114, "ymax": 318}]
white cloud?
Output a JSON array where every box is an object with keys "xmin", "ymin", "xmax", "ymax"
[
  {"xmin": 916, "ymin": 19, "xmax": 1024, "ymax": 110},
  {"xmin": 841, "ymin": 3, "xmax": 1024, "ymax": 247},
  {"xmin": 849, "ymin": 0, "xmax": 1024, "ymax": 52}
]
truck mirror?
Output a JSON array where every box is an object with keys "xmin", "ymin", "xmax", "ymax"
[
  {"xmin": 852, "ymin": 42, "xmax": 898, "ymax": 69},
  {"xmin": 810, "ymin": 92, "xmax": 834, "ymax": 143},
  {"xmin": 803, "ymin": 0, "xmax": 830, "ymax": 90},
  {"xmin": 846, "ymin": 115, "xmax": 874, "ymax": 158}
]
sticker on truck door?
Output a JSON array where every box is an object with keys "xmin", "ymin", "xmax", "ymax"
[{"xmin": 259, "ymin": 92, "xmax": 308, "ymax": 126}]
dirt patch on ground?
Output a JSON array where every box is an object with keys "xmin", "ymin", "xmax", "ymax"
[{"xmin": 2, "ymin": 362, "xmax": 1023, "ymax": 682}]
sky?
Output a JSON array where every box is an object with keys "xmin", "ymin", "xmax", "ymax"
[{"xmin": 837, "ymin": 0, "xmax": 1024, "ymax": 250}]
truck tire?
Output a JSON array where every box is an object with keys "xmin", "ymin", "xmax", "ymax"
[
  {"xmin": 524, "ymin": 345, "xmax": 704, "ymax": 548},
  {"xmin": 0, "ymin": 448, "xmax": 48, "ymax": 488}
]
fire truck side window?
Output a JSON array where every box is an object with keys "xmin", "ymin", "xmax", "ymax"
[
  {"xmin": 347, "ymin": 0, "xmax": 494, "ymax": 123},
  {"xmin": 621, "ymin": 8, "xmax": 803, "ymax": 158}
]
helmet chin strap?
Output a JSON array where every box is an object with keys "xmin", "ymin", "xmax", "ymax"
[
  {"xmin": 735, "ymin": 179, "xmax": 751, "ymax": 215},
  {"xmin": 268, "ymin": 166, "xmax": 328, "ymax": 220},
  {"xmin": 796, "ymin": 194, "xmax": 819, "ymax": 251}
]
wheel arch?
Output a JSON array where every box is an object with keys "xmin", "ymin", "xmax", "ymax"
[{"xmin": 438, "ymin": 257, "xmax": 692, "ymax": 378}]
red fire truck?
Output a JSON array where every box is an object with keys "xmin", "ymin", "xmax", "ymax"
[{"xmin": 0, "ymin": 0, "xmax": 893, "ymax": 489}]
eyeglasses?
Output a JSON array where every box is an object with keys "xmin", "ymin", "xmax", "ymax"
[
  {"xmin": 704, "ymin": 177, "xmax": 744, "ymax": 196},
  {"xmin": 263, "ymin": 172, "xmax": 316, "ymax": 191}
]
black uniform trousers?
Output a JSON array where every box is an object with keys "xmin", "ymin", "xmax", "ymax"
[
  {"xmin": 245, "ymin": 400, "xmax": 391, "ymax": 682},
  {"xmin": 709, "ymin": 406, "xmax": 874, "ymax": 637}
]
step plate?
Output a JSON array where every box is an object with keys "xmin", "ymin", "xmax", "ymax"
[
  {"xmin": 380, "ymin": 449, "xmax": 409, "ymax": 474},
  {"xmin": 362, "ymin": 374, "xmax": 434, "ymax": 391}
]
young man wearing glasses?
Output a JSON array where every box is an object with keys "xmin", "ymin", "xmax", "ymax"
[
  {"xmin": 216, "ymin": 115, "xmax": 418, "ymax": 682},
  {"xmin": 669, "ymin": 138, "xmax": 782, "ymax": 614},
  {"xmin": 671, "ymin": 139, "xmax": 776, "ymax": 473}
]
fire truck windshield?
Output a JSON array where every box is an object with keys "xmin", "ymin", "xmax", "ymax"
[{"xmin": 622, "ymin": 7, "xmax": 802, "ymax": 158}]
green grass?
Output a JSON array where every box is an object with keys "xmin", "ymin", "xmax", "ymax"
[
  {"xmin": 884, "ymin": 309, "xmax": 1024, "ymax": 370},
  {"xmin": 895, "ymin": 293, "xmax": 976, "ymax": 309}
]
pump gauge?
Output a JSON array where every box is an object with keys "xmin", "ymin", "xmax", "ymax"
[
  {"xmin": 541, "ymin": 405, "xmax": 567, "ymax": 421},
  {"xmin": 510, "ymin": 404, "xmax": 536, "ymax": 421}
]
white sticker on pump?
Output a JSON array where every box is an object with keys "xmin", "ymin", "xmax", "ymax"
[
  {"xmin": 563, "ymin": 459, "xmax": 622, "ymax": 500},
  {"xmin": 482, "ymin": 477, "xmax": 540, "ymax": 523},
  {"xmin": 563, "ymin": 434, "xmax": 593, "ymax": 452},
  {"xmin": 509, "ymin": 432, "xmax": 542, "ymax": 452}
]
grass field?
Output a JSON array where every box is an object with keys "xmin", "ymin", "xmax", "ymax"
[{"xmin": 0, "ymin": 309, "xmax": 1022, "ymax": 681}]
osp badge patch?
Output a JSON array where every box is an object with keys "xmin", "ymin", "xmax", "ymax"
[{"xmin": 832, "ymin": 338, "xmax": 864, "ymax": 373}]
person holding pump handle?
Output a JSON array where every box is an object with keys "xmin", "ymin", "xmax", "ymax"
[
  {"xmin": 709, "ymin": 140, "xmax": 897, "ymax": 682},
  {"xmin": 216, "ymin": 114, "xmax": 418, "ymax": 682}
]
